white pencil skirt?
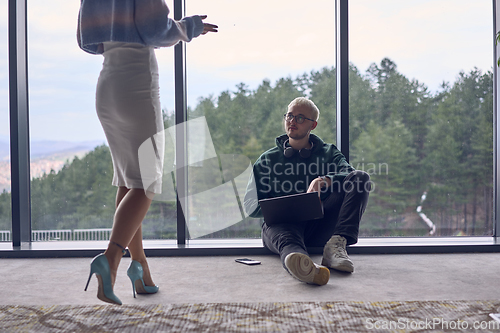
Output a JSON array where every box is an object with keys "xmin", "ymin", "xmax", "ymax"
[{"xmin": 96, "ymin": 42, "xmax": 164, "ymax": 194}]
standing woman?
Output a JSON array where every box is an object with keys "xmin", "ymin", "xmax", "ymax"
[{"xmin": 78, "ymin": 0, "xmax": 217, "ymax": 305}]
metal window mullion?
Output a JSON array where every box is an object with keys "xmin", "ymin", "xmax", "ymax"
[
  {"xmin": 336, "ymin": 0, "xmax": 349, "ymax": 161},
  {"xmin": 494, "ymin": 0, "xmax": 499, "ymax": 240},
  {"xmin": 174, "ymin": 0, "xmax": 188, "ymax": 245},
  {"xmin": 8, "ymin": 0, "xmax": 31, "ymax": 248}
]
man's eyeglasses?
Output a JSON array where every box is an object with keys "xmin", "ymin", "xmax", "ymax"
[{"xmin": 283, "ymin": 113, "xmax": 315, "ymax": 124}]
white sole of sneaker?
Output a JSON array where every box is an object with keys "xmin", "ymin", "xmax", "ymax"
[
  {"xmin": 321, "ymin": 258, "xmax": 354, "ymax": 273},
  {"xmin": 285, "ymin": 253, "xmax": 330, "ymax": 285}
]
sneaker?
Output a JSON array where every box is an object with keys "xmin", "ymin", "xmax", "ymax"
[
  {"xmin": 321, "ymin": 235, "xmax": 354, "ymax": 273},
  {"xmin": 284, "ymin": 252, "xmax": 330, "ymax": 285}
]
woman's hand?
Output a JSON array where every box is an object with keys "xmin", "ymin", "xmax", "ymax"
[{"xmin": 199, "ymin": 15, "xmax": 218, "ymax": 34}]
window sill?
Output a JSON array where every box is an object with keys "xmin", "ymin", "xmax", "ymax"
[{"xmin": 0, "ymin": 236, "xmax": 499, "ymax": 258}]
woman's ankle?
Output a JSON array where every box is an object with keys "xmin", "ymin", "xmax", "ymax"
[
  {"xmin": 130, "ymin": 255, "xmax": 148, "ymax": 265},
  {"xmin": 104, "ymin": 244, "xmax": 125, "ymax": 271},
  {"xmin": 131, "ymin": 258, "xmax": 154, "ymax": 286}
]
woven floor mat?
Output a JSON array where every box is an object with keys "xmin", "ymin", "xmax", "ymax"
[{"xmin": 1, "ymin": 300, "xmax": 500, "ymax": 332}]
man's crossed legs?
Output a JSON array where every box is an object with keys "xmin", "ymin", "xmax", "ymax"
[{"xmin": 261, "ymin": 170, "xmax": 371, "ymax": 285}]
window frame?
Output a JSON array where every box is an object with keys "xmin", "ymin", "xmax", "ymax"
[{"xmin": 3, "ymin": 0, "xmax": 499, "ymax": 257}]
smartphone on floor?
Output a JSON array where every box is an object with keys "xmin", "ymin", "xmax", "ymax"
[{"xmin": 235, "ymin": 258, "xmax": 261, "ymax": 265}]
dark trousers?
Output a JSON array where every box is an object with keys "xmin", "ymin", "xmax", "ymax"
[{"xmin": 261, "ymin": 170, "xmax": 371, "ymax": 267}]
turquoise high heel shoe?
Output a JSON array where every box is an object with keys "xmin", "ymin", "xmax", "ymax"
[
  {"xmin": 127, "ymin": 260, "xmax": 159, "ymax": 298},
  {"xmin": 84, "ymin": 254, "xmax": 122, "ymax": 305}
]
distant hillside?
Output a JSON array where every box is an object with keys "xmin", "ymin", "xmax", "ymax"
[
  {"xmin": 0, "ymin": 140, "xmax": 104, "ymax": 161},
  {"xmin": 0, "ymin": 140, "xmax": 105, "ymax": 192}
]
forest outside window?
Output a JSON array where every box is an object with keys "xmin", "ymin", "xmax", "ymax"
[
  {"xmin": 349, "ymin": 0, "xmax": 494, "ymax": 238},
  {"xmin": 183, "ymin": 0, "xmax": 336, "ymax": 240}
]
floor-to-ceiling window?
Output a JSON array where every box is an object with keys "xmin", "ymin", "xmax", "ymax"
[
  {"xmin": 27, "ymin": 0, "xmax": 107, "ymax": 243},
  {"xmin": 2, "ymin": 0, "xmax": 498, "ymax": 253},
  {"xmin": 26, "ymin": 0, "xmax": 177, "ymax": 244},
  {"xmin": 350, "ymin": 0, "xmax": 494, "ymax": 237},
  {"xmin": 182, "ymin": 0, "xmax": 336, "ymax": 240},
  {"xmin": 0, "ymin": 0, "xmax": 11, "ymax": 247},
  {"xmin": 149, "ymin": 0, "xmax": 179, "ymax": 242}
]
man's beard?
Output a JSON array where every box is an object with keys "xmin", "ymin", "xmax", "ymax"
[{"xmin": 287, "ymin": 129, "xmax": 309, "ymax": 141}]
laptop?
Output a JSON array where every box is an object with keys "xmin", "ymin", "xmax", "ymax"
[{"xmin": 258, "ymin": 192, "xmax": 324, "ymax": 225}]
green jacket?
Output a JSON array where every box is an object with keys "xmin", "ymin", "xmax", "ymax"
[{"xmin": 243, "ymin": 133, "xmax": 354, "ymax": 218}]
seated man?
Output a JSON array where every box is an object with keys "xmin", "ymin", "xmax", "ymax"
[{"xmin": 243, "ymin": 97, "xmax": 371, "ymax": 286}]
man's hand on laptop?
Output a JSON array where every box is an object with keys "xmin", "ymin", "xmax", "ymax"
[{"xmin": 307, "ymin": 176, "xmax": 331, "ymax": 194}]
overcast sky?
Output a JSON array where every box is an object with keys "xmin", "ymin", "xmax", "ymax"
[{"xmin": 0, "ymin": 0, "xmax": 494, "ymax": 143}]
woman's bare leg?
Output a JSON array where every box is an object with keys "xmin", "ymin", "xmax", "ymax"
[
  {"xmin": 117, "ymin": 189, "xmax": 155, "ymax": 285},
  {"xmin": 104, "ymin": 186, "xmax": 152, "ymax": 286},
  {"xmin": 127, "ymin": 225, "xmax": 155, "ymax": 286}
]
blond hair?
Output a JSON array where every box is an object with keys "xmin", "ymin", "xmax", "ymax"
[{"xmin": 287, "ymin": 97, "xmax": 320, "ymax": 121}]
